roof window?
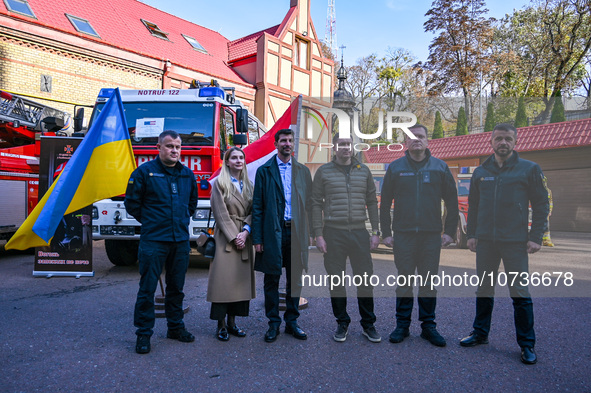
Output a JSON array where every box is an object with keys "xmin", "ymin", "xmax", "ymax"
[
  {"xmin": 3, "ymin": 0, "xmax": 36, "ymax": 18},
  {"xmin": 66, "ymin": 14, "xmax": 100, "ymax": 37},
  {"xmin": 182, "ymin": 34, "xmax": 207, "ymax": 53},
  {"xmin": 141, "ymin": 19, "xmax": 169, "ymax": 40}
]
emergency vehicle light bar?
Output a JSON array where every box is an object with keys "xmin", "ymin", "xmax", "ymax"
[{"xmin": 198, "ymin": 87, "xmax": 225, "ymax": 100}]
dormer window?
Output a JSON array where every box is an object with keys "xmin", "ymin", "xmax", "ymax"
[
  {"xmin": 141, "ymin": 19, "xmax": 169, "ymax": 40},
  {"xmin": 66, "ymin": 14, "xmax": 100, "ymax": 37}
]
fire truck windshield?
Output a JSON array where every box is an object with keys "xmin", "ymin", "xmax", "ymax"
[
  {"xmin": 90, "ymin": 102, "xmax": 215, "ymax": 146},
  {"xmin": 457, "ymin": 178, "xmax": 471, "ymax": 196}
]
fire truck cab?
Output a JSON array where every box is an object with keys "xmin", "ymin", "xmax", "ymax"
[{"xmin": 90, "ymin": 81, "xmax": 265, "ymax": 266}]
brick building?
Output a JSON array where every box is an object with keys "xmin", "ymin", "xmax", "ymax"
[{"xmin": 0, "ymin": 0, "xmax": 334, "ymax": 162}]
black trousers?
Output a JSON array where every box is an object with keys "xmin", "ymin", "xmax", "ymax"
[
  {"xmin": 263, "ymin": 225, "xmax": 301, "ymax": 328},
  {"xmin": 393, "ymin": 231, "xmax": 441, "ymax": 329},
  {"xmin": 473, "ymin": 240, "xmax": 535, "ymax": 348},
  {"xmin": 323, "ymin": 228, "xmax": 376, "ymax": 329},
  {"xmin": 134, "ymin": 239, "xmax": 190, "ymax": 336}
]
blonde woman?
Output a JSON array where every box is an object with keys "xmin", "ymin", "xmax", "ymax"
[{"xmin": 207, "ymin": 147, "xmax": 255, "ymax": 341}]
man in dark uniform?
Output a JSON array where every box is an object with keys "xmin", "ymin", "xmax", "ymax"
[
  {"xmin": 125, "ymin": 130, "xmax": 198, "ymax": 354},
  {"xmin": 380, "ymin": 124, "xmax": 458, "ymax": 347},
  {"xmin": 312, "ymin": 134, "xmax": 381, "ymax": 342},
  {"xmin": 460, "ymin": 123, "xmax": 548, "ymax": 365},
  {"xmin": 252, "ymin": 128, "xmax": 312, "ymax": 343}
]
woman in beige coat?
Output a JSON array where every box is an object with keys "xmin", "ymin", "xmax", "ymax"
[{"xmin": 207, "ymin": 147, "xmax": 255, "ymax": 341}]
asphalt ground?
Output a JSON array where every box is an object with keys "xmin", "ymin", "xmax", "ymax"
[{"xmin": 1, "ymin": 232, "xmax": 590, "ymax": 392}]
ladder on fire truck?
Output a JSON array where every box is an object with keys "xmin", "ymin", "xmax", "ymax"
[
  {"xmin": 0, "ymin": 90, "xmax": 73, "ymax": 148},
  {"xmin": 0, "ymin": 90, "xmax": 48, "ymax": 146}
]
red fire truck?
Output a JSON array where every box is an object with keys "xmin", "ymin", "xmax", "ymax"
[
  {"xmin": 89, "ymin": 80, "xmax": 266, "ymax": 266},
  {"xmin": 456, "ymin": 169, "xmax": 472, "ymax": 249},
  {"xmin": 0, "ymin": 90, "xmax": 77, "ymax": 242}
]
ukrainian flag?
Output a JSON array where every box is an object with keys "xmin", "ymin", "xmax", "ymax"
[{"xmin": 6, "ymin": 88, "xmax": 136, "ymax": 250}]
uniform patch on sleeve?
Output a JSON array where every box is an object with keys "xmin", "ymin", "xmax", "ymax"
[{"xmin": 128, "ymin": 178, "xmax": 134, "ymax": 184}]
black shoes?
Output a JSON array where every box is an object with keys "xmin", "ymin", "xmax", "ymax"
[
  {"xmin": 137, "ymin": 329, "xmax": 192, "ymax": 353},
  {"xmin": 285, "ymin": 324, "xmax": 308, "ymax": 340},
  {"xmin": 389, "ymin": 327, "xmax": 410, "ymax": 343},
  {"xmin": 362, "ymin": 326, "xmax": 381, "ymax": 343},
  {"xmin": 135, "ymin": 334, "xmax": 151, "ymax": 354},
  {"xmin": 420, "ymin": 327, "xmax": 446, "ymax": 347},
  {"xmin": 333, "ymin": 323, "xmax": 349, "ymax": 342},
  {"xmin": 264, "ymin": 326, "xmax": 280, "ymax": 342},
  {"xmin": 521, "ymin": 347, "xmax": 537, "ymax": 365},
  {"xmin": 227, "ymin": 325, "xmax": 246, "ymax": 337},
  {"xmin": 216, "ymin": 327, "xmax": 229, "ymax": 341},
  {"xmin": 459, "ymin": 331, "xmax": 489, "ymax": 347},
  {"xmin": 167, "ymin": 328, "xmax": 195, "ymax": 343}
]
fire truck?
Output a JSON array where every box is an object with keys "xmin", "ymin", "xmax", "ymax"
[
  {"xmin": 0, "ymin": 90, "xmax": 77, "ymax": 242},
  {"xmin": 90, "ymin": 80, "xmax": 266, "ymax": 266}
]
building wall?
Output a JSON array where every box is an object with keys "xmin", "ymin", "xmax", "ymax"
[
  {"xmin": 0, "ymin": 30, "xmax": 161, "ymax": 124},
  {"xmin": 254, "ymin": 1, "xmax": 334, "ymax": 166},
  {"xmin": 520, "ymin": 147, "xmax": 591, "ymax": 232},
  {"xmin": 0, "ymin": 18, "xmax": 257, "ymax": 126}
]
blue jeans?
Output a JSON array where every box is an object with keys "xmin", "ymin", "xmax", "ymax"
[{"xmin": 134, "ymin": 240, "xmax": 190, "ymax": 336}]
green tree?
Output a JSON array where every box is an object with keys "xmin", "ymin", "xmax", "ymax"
[
  {"xmin": 484, "ymin": 102, "xmax": 496, "ymax": 132},
  {"xmin": 456, "ymin": 107, "xmax": 468, "ymax": 135},
  {"xmin": 376, "ymin": 47, "xmax": 415, "ymax": 110},
  {"xmin": 424, "ymin": 0, "xmax": 494, "ymax": 126},
  {"xmin": 432, "ymin": 111, "xmax": 444, "ymax": 138},
  {"xmin": 550, "ymin": 91, "xmax": 566, "ymax": 123},
  {"xmin": 492, "ymin": 1, "xmax": 591, "ymax": 120},
  {"xmin": 515, "ymin": 96, "xmax": 528, "ymax": 128}
]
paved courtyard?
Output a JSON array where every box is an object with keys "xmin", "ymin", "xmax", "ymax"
[{"xmin": 1, "ymin": 232, "xmax": 590, "ymax": 392}]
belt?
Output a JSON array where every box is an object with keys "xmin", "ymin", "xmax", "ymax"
[{"xmin": 284, "ymin": 220, "xmax": 291, "ymax": 227}]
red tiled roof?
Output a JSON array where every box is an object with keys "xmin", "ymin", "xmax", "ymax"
[
  {"xmin": 364, "ymin": 118, "xmax": 591, "ymax": 164},
  {"xmin": 228, "ymin": 25, "xmax": 279, "ymax": 63},
  {"xmin": 0, "ymin": 0, "xmax": 257, "ymax": 87},
  {"xmin": 227, "ymin": 5, "xmax": 295, "ymax": 64}
]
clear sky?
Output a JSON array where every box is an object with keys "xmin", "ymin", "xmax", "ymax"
[{"xmin": 139, "ymin": 0, "xmax": 533, "ymax": 65}]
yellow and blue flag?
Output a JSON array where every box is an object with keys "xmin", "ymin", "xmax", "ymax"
[{"xmin": 6, "ymin": 88, "xmax": 136, "ymax": 250}]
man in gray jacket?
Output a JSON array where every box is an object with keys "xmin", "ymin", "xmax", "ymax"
[{"xmin": 312, "ymin": 133, "xmax": 381, "ymax": 343}]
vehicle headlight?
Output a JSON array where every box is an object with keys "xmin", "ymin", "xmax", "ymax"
[{"xmin": 193, "ymin": 209, "xmax": 210, "ymax": 220}]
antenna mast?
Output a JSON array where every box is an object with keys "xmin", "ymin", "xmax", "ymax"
[{"xmin": 325, "ymin": 0, "xmax": 337, "ymax": 59}]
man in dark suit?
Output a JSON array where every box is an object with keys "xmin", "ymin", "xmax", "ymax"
[{"xmin": 252, "ymin": 128, "xmax": 312, "ymax": 343}]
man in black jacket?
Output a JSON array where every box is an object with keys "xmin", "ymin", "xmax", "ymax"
[
  {"xmin": 312, "ymin": 134, "xmax": 381, "ymax": 343},
  {"xmin": 252, "ymin": 129, "xmax": 312, "ymax": 343},
  {"xmin": 460, "ymin": 123, "xmax": 549, "ymax": 365},
  {"xmin": 125, "ymin": 130, "xmax": 198, "ymax": 354},
  {"xmin": 380, "ymin": 124, "xmax": 458, "ymax": 347}
]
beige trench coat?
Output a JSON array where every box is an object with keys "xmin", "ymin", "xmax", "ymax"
[{"xmin": 206, "ymin": 181, "xmax": 255, "ymax": 303}]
